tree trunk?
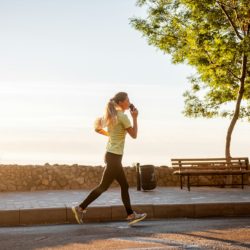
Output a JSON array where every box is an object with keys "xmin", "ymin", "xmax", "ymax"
[
  {"xmin": 225, "ymin": 54, "xmax": 247, "ymax": 159},
  {"xmin": 225, "ymin": 54, "xmax": 247, "ymax": 186}
]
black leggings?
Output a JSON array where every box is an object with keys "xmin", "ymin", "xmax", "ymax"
[{"xmin": 79, "ymin": 151, "xmax": 133, "ymax": 215}]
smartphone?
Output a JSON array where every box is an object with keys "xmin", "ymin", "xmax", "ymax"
[{"xmin": 129, "ymin": 103, "xmax": 135, "ymax": 111}]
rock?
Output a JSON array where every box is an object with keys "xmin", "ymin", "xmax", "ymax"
[
  {"xmin": 7, "ymin": 185, "xmax": 16, "ymax": 191},
  {"xmin": 57, "ymin": 178, "xmax": 68, "ymax": 187},
  {"xmin": 42, "ymin": 179, "xmax": 49, "ymax": 186},
  {"xmin": 70, "ymin": 182, "xmax": 80, "ymax": 189},
  {"xmin": 77, "ymin": 177, "xmax": 85, "ymax": 184}
]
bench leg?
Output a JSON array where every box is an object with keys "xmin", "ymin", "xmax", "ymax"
[
  {"xmin": 188, "ymin": 175, "xmax": 190, "ymax": 191},
  {"xmin": 180, "ymin": 176, "xmax": 183, "ymax": 189},
  {"xmin": 242, "ymin": 174, "xmax": 244, "ymax": 189}
]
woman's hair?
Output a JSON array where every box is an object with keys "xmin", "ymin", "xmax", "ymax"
[{"xmin": 95, "ymin": 92, "xmax": 128, "ymax": 129}]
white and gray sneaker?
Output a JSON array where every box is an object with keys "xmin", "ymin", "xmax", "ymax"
[
  {"xmin": 71, "ymin": 206, "xmax": 87, "ymax": 224},
  {"xmin": 127, "ymin": 211, "xmax": 147, "ymax": 225}
]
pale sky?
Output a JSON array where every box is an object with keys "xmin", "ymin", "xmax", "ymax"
[{"xmin": 0, "ymin": 0, "xmax": 249, "ymax": 166}]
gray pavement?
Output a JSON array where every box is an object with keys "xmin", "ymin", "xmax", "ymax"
[
  {"xmin": 0, "ymin": 187, "xmax": 250, "ymax": 210},
  {"xmin": 0, "ymin": 218, "xmax": 250, "ymax": 249},
  {"xmin": 0, "ymin": 187, "xmax": 250, "ymax": 226}
]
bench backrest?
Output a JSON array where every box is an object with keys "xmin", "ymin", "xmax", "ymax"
[{"xmin": 171, "ymin": 157, "xmax": 249, "ymax": 171}]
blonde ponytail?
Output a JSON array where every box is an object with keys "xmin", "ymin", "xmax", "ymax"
[
  {"xmin": 103, "ymin": 99, "xmax": 118, "ymax": 128},
  {"xmin": 94, "ymin": 92, "xmax": 128, "ymax": 130}
]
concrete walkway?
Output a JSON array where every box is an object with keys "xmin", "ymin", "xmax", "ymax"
[{"xmin": 0, "ymin": 187, "xmax": 249, "ymax": 226}]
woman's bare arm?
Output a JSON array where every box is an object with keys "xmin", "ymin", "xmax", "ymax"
[
  {"xmin": 126, "ymin": 108, "xmax": 138, "ymax": 139},
  {"xmin": 94, "ymin": 117, "xmax": 109, "ymax": 136},
  {"xmin": 95, "ymin": 128, "xmax": 109, "ymax": 136}
]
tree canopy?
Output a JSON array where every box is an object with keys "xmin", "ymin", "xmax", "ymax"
[{"xmin": 131, "ymin": 0, "xmax": 250, "ymax": 120}]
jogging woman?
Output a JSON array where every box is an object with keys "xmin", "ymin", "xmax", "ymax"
[{"xmin": 72, "ymin": 92, "xmax": 147, "ymax": 225}]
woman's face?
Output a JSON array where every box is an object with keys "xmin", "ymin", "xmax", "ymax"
[{"xmin": 118, "ymin": 96, "xmax": 130, "ymax": 110}]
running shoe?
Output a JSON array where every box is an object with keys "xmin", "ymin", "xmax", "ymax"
[
  {"xmin": 127, "ymin": 211, "xmax": 147, "ymax": 225},
  {"xmin": 71, "ymin": 206, "xmax": 87, "ymax": 224}
]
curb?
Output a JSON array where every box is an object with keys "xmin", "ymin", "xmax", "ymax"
[{"xmin": 1, "ymin": 202, "xmax": 250, "ymax": 226}]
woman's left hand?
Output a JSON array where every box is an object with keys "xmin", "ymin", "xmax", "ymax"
[{"xmin": 130, "ymin": 108, "xmax": 138, "ymax": 119}]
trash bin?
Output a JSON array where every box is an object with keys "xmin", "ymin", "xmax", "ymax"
[{"xmin": 138, "ymin": 164, "xmax": 157, "ymax": 191}]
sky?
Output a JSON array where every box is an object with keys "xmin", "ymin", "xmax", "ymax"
[{"xmin": 0, "ymin": 0, "xmax": 249, "ymax": 166}]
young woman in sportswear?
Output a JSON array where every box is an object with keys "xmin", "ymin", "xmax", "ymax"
[{"xmin": 72, "ymin": 92, "xmax": 146, "ymax": 225}]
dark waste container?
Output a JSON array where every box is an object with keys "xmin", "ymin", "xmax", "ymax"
[{"xmin": 138, "ymin": 164, "xmax": 157, "ymax": 191}]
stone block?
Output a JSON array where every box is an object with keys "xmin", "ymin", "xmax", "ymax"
[
  {"xmin": 111, "ymin": 205, "xmax": 127, "ymax": 221},
  {"xmin": 233, "ymin": 202, "xmax": 250, "ymax": 216},
  {"xmin": 20, "ymin": 207, "xmax": 66, "ymax": 225},
  {"xmin": 0, "ymin": 210, "xmax": 19, "ymax": 226},
  {"xmin": 194, "ymin": 203, "xmax": 234, "ymax": 217},
  {"xmin": 153, "ymin": 204, "xmax": 195, "ymax": 218}
]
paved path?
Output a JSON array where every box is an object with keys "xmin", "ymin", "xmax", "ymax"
[
  {"xmin": 0, "ymin": 187, "xmax": 249, "ymax": 210},
  {"xmin": 0, "ymin": 218, "xmax": 250, "ymax": 249},
  {"xmin": 0, "ymin": 187, "xmax": 249, "ymax": 226}
]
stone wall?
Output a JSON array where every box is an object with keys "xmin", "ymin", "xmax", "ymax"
[{"xmin": 0, "ymin": 164, "xmax": 249, "ymax": 192}]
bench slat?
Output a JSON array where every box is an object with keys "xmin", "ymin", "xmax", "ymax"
[
  {"xmin": 171, "ymin": 157, "xmax": 248, "ymax": 161},
  {"xmin": 173, "ymin": 170, "xmax": 250, "ymax": 175},
  {"xmin": 176, "ymin": 167, "xmax": 247, "ymax": 171},
  {"xmin": 172, "ymin": 162, "xmax": 247, "ymax": 166}
]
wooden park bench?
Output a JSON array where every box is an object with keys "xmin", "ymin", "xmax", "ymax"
[{"xmin": 172, "ymin": 157, "xmax": 250, "ymax": 191}]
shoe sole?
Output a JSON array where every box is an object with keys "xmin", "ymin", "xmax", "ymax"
[
  {"xmin": 71, "ymin": 206, "xmax": 83, "ymax": 224},
  {"xmin": 128, "ymin": 213, "xmax": 147, "ymax": 225}
]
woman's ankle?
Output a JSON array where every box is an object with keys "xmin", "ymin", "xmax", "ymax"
[
  {"xmin": 127, "ymin": 213, "xmax": 134, "ymax": 219},
  {"xmin": 78, "ymin": 206, "xmax": 85, "ymax": 212}
]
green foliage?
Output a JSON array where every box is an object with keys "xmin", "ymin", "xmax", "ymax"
[{"xmin": 131, "ymin": 0, "xmax": 250, "ymax": 120}]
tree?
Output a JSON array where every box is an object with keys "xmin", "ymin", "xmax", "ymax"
[{"xmin": 131, "ymin": 0, "xmax": 250, "ymax": 158}]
